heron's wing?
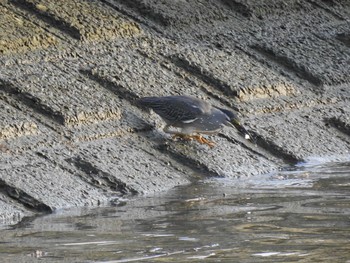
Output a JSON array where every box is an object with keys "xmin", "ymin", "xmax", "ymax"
[{"xmin": 138, "ymin": 96, "xmax": 209, "ymax": 123}]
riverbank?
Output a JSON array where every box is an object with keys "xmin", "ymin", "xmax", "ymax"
[{"xmin": 1, "ymin": 0, "xmax": 349, "ymax": 225}]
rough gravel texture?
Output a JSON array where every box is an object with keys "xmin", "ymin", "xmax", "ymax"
[{"xmin": 0, "ymin": 0, "xmax": 349, "ymax": 225}]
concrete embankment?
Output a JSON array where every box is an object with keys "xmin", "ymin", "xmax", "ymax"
[{"xmin": 0, "ymin": 0, "xmax": 349, "ymax": 225}]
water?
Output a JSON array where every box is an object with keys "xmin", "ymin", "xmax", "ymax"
[{"xmin": 1, "ymin": 160, "xmax": 349, "ymax": 262}]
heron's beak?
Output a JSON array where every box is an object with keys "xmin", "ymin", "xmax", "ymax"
[{"xmin": 229, "ymin": 118, "xmax": 252, "ymax": 140}]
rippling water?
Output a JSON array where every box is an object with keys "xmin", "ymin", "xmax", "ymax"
[{"xmin": 1, "ymin": 160, "xmax": 349, "ymax": 262}]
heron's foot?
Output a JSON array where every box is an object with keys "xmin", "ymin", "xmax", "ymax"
[
  {"xmin": 172, "ymin": 134, "xmax": 192, "ymax": 141},
  {"xmin": 192, "ymin": 135, "xmax": 215, "ymax": 148},
  {"xmin": 171, "ymin": 134, "xmax": 215, "ymax": 148}
]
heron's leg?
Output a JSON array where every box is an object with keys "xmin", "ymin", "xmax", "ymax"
[
  {"xmin": 192, "ymin": 135, "xmax": 215, "ymax": 148},
  {"xmin": 163, "ymin": 126, "xmax": 214, "ymax": 146},
  {"xmin": 172, "ymin": 134, "xmax": 215, "ymax": 147},
  {"xmin": 163, "ymin": 125, "xmax": 192, "ymax": 140},
  {"xmin": 163, "ymin": 125, "xmax": 183, "ymax": 135},
  {"xmin": 163, "ymin": 125, "xmax": 175, "ymax": 134},
  {"xmin": 172, "ymin": 134, "xmax": 193, "ymax": 141}
]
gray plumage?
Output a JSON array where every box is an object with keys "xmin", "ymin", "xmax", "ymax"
[{"xmin": 138, "ymin": 95, "xmax": 250, "ymax": 138}]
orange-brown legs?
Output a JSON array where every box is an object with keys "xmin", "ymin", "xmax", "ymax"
[
  {"xmin": 172, "ymin": 134, "xmax": 192, "ymax": 141},
  {"xmin": 172, "ymin": 134, "xmax": 215, "ymax": 148},
  {"xmin": 192, "ymin": 135, "xmax": 215, "ymax": 148}
]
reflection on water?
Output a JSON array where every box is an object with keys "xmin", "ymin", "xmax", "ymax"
[{"xmin": 0, "ymin": 161, "xmax": 350, "ymax": 262}]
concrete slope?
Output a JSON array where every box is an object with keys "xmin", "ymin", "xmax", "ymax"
[{"xmin": 0, "ymin": 0, "xmax": 349, "ymax": 224}]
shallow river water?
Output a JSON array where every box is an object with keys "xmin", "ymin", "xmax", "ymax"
[{"xmin": 1, "ymin": 160, "xmax": 350, "ymax": 262}]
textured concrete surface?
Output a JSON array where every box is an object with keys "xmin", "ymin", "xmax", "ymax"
[{"xmin": 0, "ymin": 0, "xmax": 349, "ymax": 225}]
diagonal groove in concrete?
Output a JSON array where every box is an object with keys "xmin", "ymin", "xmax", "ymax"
[
  {"xmin": 251, "ymin": 45, "xmax": 322, "ymax": 87},
  {"xmin": 0, "ymin": 178, "xmax": 52, "ymax": 213},
  {"xmin": 67, "ymin": 156, "xmax": 138, "ymax": 195},
  {"xmin": 0, "ymin": 79, "xmax": 65, "ymax": 125}
]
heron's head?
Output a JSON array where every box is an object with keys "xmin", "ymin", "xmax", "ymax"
[{"xmin": 217, "ymin": 108, "xmax": 251, "ymax": 140}]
